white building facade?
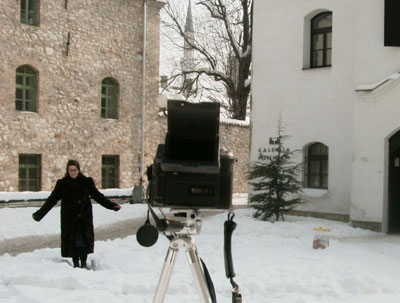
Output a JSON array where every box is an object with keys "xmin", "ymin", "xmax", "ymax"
[{"xmin": 251, "ymin": 0, "xmax": 400, "ymax": 232}]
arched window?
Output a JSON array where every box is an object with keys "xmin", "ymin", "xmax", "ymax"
[
  {"xmin": 305, "ymin": 143, "xmax": 328, "ymax": 189},
  {"xmin": 16, "ymin": 65, "xmax": 38, "ymax": 112},
  {"xmin": 311, "ymin": 12, "xmax": 332, "ymax": 68},
  {"xmin": 101, "ymin": 78, "xmax": 119, "ymax": 119},
  {"xmin": 21, "ymin": 0, "xmax": 40, "ymax": 26}
]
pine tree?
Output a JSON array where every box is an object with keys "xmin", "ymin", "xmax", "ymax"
[{"xmin": 249, "ymin": 120, "xmax": 303, "ymax": 221}]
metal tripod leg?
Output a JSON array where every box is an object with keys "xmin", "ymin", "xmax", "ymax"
[
  {"xmin": 153, "ymin": 236, "xmax": 212, "ymax": 303},
  {"xmin": 185, "ymin": 240, "xmax": 213, "ymax": 303},
  {"xmin": 153, "ymin": 243, "xmax": 178, "ymax": 303}
]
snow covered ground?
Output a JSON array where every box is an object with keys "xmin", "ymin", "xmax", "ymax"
[
  {"xmin": 1, "ymin": 198, "xmax": 400, "ymax": 302},
  {"xmin": 0, "ymin": 203, "xmax": 148, "ymax": 241}
]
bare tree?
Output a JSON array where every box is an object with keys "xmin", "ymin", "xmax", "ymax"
[{"xmin": 161, "ymin": 0, "xmax": 252, "ymax": 120}]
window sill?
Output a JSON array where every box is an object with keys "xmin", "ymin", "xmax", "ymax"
[
  {"xmin": 300, "ymin": 188, "xmax": 328, "ymax": 198},
  {"xmin": 21, "ymin": 22, "xmax": 40, "ymax": 27},
  {"xmin": 302, "ymin": 65, "xmax": 332, "ymax": 71},
  {"xmin": 17, "ymin": 110, "xmax": 38, "ymax": 114}
]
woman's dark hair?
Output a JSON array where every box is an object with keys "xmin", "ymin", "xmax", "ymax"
[{"xmin": 65, "ymin": 159, "xmax": 81, "ymax": 176}]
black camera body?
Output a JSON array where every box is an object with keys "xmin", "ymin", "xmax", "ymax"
[{"xmin": 148, "ymin": 100, "xmax": 234, "ymax": 209}]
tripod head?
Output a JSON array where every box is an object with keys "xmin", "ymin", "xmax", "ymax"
[
  {"xmin": 137, "ymin": 205, "xmax": 203, "ymax": 247},
  {"xmin": 156, "ymin": 209, "xmax": 203, "ymax": 237}
]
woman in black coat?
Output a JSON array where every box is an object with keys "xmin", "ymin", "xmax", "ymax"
[{"xmin": 32, "ymin": 160, "xmax": 121, "ymax": 268}]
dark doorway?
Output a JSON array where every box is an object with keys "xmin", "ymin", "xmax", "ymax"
[{"xmin": 388, "ymin": 129, "xmax": 400, "ymax": 233}]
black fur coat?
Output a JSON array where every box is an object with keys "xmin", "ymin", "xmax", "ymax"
[{"xmin": 33, "ymin": 174, "xmax": 118, "ymax": 257}]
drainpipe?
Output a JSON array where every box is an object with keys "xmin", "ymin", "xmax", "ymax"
[{"xmin": 140, "ymin": 0, "xmax": 147, "ymax": 187}]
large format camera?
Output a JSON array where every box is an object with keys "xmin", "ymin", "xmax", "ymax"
[{"xmin": 148, "ymin": 100, "xmax": 234, "ymax": 209}]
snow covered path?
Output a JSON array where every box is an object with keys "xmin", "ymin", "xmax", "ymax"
[{"xmin": 0, "ymin": 217, "xmax": 147, "ymax": 256}]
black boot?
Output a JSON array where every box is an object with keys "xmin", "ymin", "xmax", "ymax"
[
  {"xmin": 80, "ymin": 253, "xmax": 88, "ymax": 269},
  {"xmin": 72, "ymin": 256, "xmax": 80, "ymax": 268}
]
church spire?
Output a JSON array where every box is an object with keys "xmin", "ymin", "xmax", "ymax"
[
  {"xmin": 185, "ymin": 0, "xmax": 194, "ymax": 33},
  {"xmin": 181, "ymin": 0, "xmax": 195, "ymax": 98}
]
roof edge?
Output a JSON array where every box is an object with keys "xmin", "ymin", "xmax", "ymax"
[{"xmin": 355, "ymin": 72, "xmax": 400, "ymax": 92}]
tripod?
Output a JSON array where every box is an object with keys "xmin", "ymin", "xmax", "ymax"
[{"xmin": 153, "ymin": 210, "xmax": 213, "ymax": 303}]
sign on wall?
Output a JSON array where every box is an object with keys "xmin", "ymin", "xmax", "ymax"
[{"xmin": 257, "ymin": 137, "xmax": 290, "ymax": 160}]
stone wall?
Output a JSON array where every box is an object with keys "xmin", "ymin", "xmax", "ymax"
[
  {"xmin": 0, "ymin": 0, "xmax": 164, "ymax": 190},
  {"xmin": 220, "ymin": 122, "xmax": 249, "ymax": 193},
  {"xmin": 0, "ymin": 0, "xmax": 250, "ymax": 194}
]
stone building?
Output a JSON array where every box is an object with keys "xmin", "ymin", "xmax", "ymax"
[
  {"xmin": 0, "ymin": 0, "xmax": 164, "ymax": 191},
  {"xmin": 251, "ymin": 0, "xmax": 400, "ymax": 232},
  {"xmin": 0, "ymin": 0, "xmax": 250, "ymax": 195}
]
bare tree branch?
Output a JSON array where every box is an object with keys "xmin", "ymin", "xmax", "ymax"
[{"xmin": 160, "ymin": 0, "xmax": 253, "ymax": 120}]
